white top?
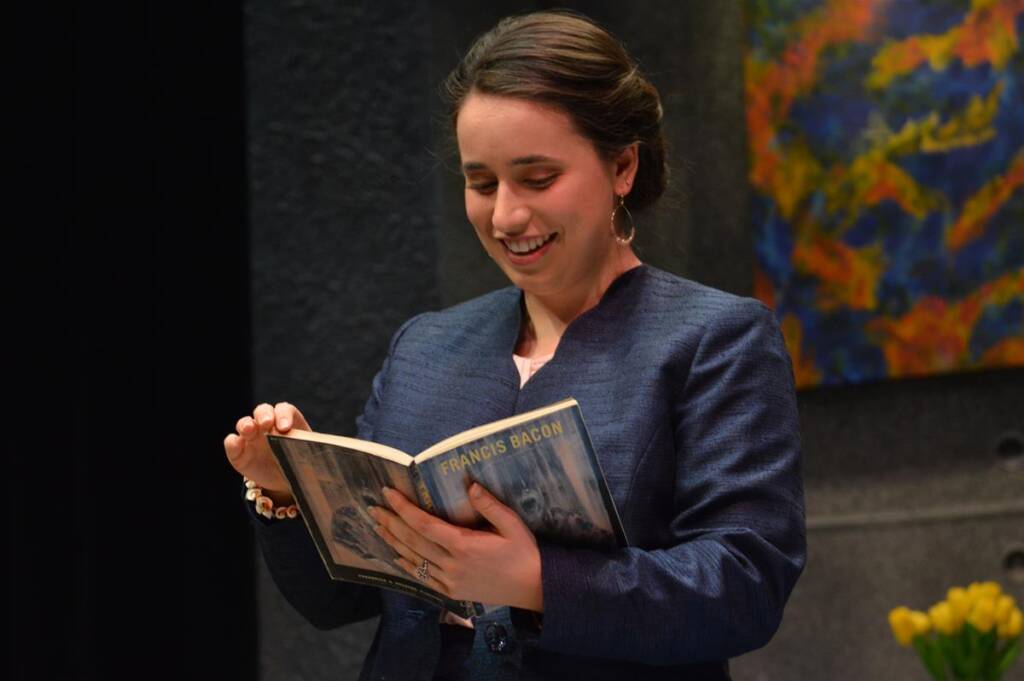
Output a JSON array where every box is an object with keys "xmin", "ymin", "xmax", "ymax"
[{"xmin": 512, "ymin": 351, "xmax": 555, "ymax": 388}]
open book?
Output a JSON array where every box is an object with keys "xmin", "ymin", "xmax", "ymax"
[{"xmin": 266, "ymin": 398, "xmax": 627, "ymax": 619}]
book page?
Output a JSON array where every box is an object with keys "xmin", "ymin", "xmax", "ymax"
[
  {"xmin": 274, "ymin": 428, "xmax": 413, "ymax": 465},
  {"xmin": 271, "ymin": 437, "xmax": 417, "ymax": 574}
]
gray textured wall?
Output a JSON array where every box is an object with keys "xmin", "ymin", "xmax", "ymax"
[
  {"xmin": 245, "ymin": 2, "xmax": 1024, "ymax": 679},
  {"xmin": 246, "ymin": 2, "xmax": 437, "ymax": 678}
]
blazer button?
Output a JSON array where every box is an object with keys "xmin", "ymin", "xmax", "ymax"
[{"xmin": 484, "ymin": 623, "xmax": 509, "ymax": 653}]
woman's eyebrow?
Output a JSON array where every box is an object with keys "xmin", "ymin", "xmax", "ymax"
[
  {"xmin": 461, "ymin": 155, "xmax": 562, "ymax": 172},
  {"xmin": 509, "ymin": 154, "xmax": 560, "ymax": 166}
]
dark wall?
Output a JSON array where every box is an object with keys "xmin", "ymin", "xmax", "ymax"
[
  {"xmin": 245, "ymin": 2, "xmax": 439, "ymax": 678},
  {"xmin": 244, "ymin": 2, "xmax": 1024, "ymax": 680}
]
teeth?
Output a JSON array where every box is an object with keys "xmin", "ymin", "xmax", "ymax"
[{"xmin": 506, "ymin": 234, "xmax": 552, "ymax": 254}]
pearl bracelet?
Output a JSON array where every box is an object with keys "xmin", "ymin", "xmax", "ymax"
[{"xmin": 244, "ymin": 476, "xmax": 300, "ymax": 520}]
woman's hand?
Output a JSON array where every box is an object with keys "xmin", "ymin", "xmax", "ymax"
[
  {"xmin": 223, "ymin": 402, "xmax": 311, "ymax": 504},
  {"xmin": 369, "ymin": 483, "xmax": 544, "ymax": 612}
]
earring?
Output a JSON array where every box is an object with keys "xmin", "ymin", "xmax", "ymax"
[{"xmin": 610, "ymin": 195, "xmax": 636, "ymax": 245}]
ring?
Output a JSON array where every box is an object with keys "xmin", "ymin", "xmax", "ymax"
[{"xmin": 415, "ymin": 559, "xmax": 431, "ymax": 582}]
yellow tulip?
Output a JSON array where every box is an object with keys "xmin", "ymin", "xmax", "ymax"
[
  {"xmin": 889, "ymin": 606, "xmax": 917, "ymax": 646},
  {"xmin": 910, "ymin": 610, "xmax": 931, "ymax": 636},
  {"xmin": 967, "ymin": 581, "xmax": 1001, "ymax": 604},
  {"xmin": 968, "ymin": 596, "xmax": 997, "ymax": 633},
  {"xmin": 967, "ymin": 582, "xmax": 981, "ymax": 599},
  {"xmin": 994, "ymin": 594, "xmax": 1016, "ymax": 625},
  {"xmin": 977, "ymin": 581, "xmax": 1001, "ymax": 599},
  {"xmin": 929, "ymin": 601, "xmax": 959, "ymax": 635},
  {"xmin": 997, "ymin": 608, "xmax": 1022, "ymax": 639},
  {"xmin": 948, "ymin": 587, "xmax": 971, "ymax": 619}
]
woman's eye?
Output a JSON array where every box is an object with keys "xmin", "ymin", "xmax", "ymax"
[
  {"xmin": 466, "ymin": 174, "xmax": 557, "ymax": 194},
  {"xmin": 467, "ymin": 181, "xmax": 497, "ymax": 194},
  {"xmin": 524, "ymin": 175, "xmax": 557, "ymax": 188}
]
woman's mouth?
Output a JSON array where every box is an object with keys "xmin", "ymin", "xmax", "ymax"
[{"xmin": 502, "ymin": 233, "xmax": 557, "ymax": 264}]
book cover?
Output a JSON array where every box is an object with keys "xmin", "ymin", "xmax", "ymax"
[
  {"xmin": 266, "ymin": 398, "xmax": 626, "ymax": 618},
  {"xmin": 414, "ymin": 403, "xmax": 627, "ymax": 550}
]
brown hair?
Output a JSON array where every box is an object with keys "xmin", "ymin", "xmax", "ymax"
[{"xmin": 442, "ymin": 10, "xmax": 668, "ymax": 212}]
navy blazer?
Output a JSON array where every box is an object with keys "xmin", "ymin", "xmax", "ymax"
[{"xmin": 252, "ymin": 264, "xmax": 806, "ymax": 681}]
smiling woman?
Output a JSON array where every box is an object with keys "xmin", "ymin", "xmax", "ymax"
[
  {"xmin": 444, "ymin": 11, "xmax": 667, "ymax": 358},
  {"xmin": 228, "ymin": 9, "xmax": 806, "ymax": 681},
  {"xmin": 456, "ymin": 93, "xmax": 641, "ymax": 348}
]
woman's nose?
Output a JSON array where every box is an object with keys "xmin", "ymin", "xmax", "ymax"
[{"xmin": 491, "ymin": 184, "xmax": 531, "ymax": 234}]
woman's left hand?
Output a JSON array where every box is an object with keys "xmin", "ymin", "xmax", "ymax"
[{"xmin": 368, "ymin": 483, "xmax": 543, "ymax": 612}]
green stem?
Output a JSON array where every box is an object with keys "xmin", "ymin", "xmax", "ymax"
[{"xmin": 915, "ymin": 636, "xmax": 948, "ymax": 681}]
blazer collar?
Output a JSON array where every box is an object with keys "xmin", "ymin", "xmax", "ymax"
[{"xmin": 507, "ymin": 263, "xmax": 648, "ymax": 353}]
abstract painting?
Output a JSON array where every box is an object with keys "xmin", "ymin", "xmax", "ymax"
[{"xmin": 745, "ymin": 0, "xmax": 1023, "ymax": 388}]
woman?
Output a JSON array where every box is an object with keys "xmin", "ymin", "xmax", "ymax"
[{"xmin": 224, "ymin": 10, "xmax": 805, "ymax": 681}]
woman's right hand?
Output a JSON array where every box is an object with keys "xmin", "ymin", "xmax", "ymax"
[{"xmin": 223, "ymin": 402, "xmax": 311, "ymax": 505}]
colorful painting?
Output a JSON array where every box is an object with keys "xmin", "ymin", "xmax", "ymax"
[{"xmin": 744, "ymin": 0, "xmax": 1024, "ymax": 388}]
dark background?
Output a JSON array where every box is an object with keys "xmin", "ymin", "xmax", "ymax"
[
  {"xmin": 44, "ymin": 3, "xmax": 252, "ymax": 679},
  {"xmin": 50, "ymin": 2, "xmax": 1022, "ymax": 680}
]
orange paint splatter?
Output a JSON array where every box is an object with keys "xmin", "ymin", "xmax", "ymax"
[
  {"xmin": 947, "ymin": 148, "xmax": 1024, "ymax": 251},
  {"xmin": 868, "ymin": 269, "xmax": 1024, "ymax": 377},
  {"xmin": 754, "ymin": 265, "xmax": 776, "ymax": 309},
  {"xmin": 867, "ymin": 0, "xmax": 1023, "ymax": 89},
  {"xmin": 746, "ymin": 0, "xmax": 880, "ymax": 211},
  {"xmin": 980, "ymin": 337, "xmax": 1024, "ymax": 364},
  {"xmin": 780, "ymin": 314, "xmax": 822, "ymax": 389},
  {"xmin": 792, "ymin": 236, "xmax": 885, "ymax": 310},
  {"xmin": 859, "ymin": 156, "xmax": 943, "ymax": 219}
]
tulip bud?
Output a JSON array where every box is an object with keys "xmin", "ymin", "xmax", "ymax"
[
  {"xmin": 909, "ymin": 610, "xmax": 931, "ymax": 636},
  {"xmin": 968, "ymin": 596, "xmax": 997, "ymax": 633},
  {"xmin": 889, "ymin": 607, "xmax": 916, "ymax": 646},
  {"xmin": 997, "ymin": 608, "xmax": 1022, "ymax": 639},
  {"xmin": 929, "ymin": 601, "xmax": 958, "ymax": 635},
  {"xmin": 977, "ymin": 581, "xmax": 1001, "ymax": 600},
  {"xmin": 966, "ymin": 581, "xmax": 1001, "ymax": 604},
  {"xmin": 948, "ymin": 587, "xmax": 971, "ymax": 620},
  {"xmin": 994, "ymin": 594, "xmax": 1016, "ymax": 625},
  {"xmin": 967, "ymin": 582, "xmax": 983, "ymax": 603}
]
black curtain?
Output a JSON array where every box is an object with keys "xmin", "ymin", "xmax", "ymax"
[{"xmin": 27, "ymin": 3, "xmax": 255, "ymax": 678}]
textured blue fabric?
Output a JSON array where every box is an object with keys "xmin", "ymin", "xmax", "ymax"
[{"xmin": 251, "ymin": 264, "xmax": 806, "ymax": 681}]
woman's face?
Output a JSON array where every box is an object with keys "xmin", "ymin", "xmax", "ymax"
[{"xmin": 456, "ymin": 92, "xmax": 635, "ymax": 300}]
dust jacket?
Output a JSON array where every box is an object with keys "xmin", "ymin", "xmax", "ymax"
[{"xmin": 266, "ymin": 398, "xmax": 627, "ymax": 618}]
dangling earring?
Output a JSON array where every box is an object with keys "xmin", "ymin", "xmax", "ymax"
[{"xmin": 610, "ymin": 194, "xmax": 636, "ymax": 246}]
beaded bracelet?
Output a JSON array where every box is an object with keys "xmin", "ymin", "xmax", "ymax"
[{"xmin": 244, "ymin": 476, "xmax": 300, "ymax": 520}]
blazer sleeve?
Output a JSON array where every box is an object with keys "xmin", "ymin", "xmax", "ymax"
[
  {"xmin": 247, "ymin": 314, "xmax": 424, "ymax": 630},
  {"xmin": 534, "ymin": 297, "xmax": 806, "ymax": 664}
]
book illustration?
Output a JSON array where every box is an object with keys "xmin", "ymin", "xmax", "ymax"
[
  {"xmin": 270, "ymin": 434, "xmax": 481, "ymax": 617},
  {"xmin": 274, "ymin": 438, "xmax": 414, "ymax": 576}
]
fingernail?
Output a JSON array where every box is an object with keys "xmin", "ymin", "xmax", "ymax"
[
  {"xmin": 382, "ymin": 486, "xmax": 393, "ymax": 498},
  {"xmin": 367, "ymin": 506, "xmax": 378, "ymax": 519},
  {"xmin": 470, "ymin": 483, "xmax": 482, "ymax": 499},
  {"xmin": 280, "ymin": 418, "xmax": 290, "ymax": 429}
]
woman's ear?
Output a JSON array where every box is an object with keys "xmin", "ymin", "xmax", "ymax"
[{"xmin": 613, "ymin": 143, "xmax": 639, "ymax": 196}]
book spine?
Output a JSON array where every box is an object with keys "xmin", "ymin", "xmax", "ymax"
[{"xmin": 409, "ymin": 464, "xmax": 435, "ymax": 512}]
